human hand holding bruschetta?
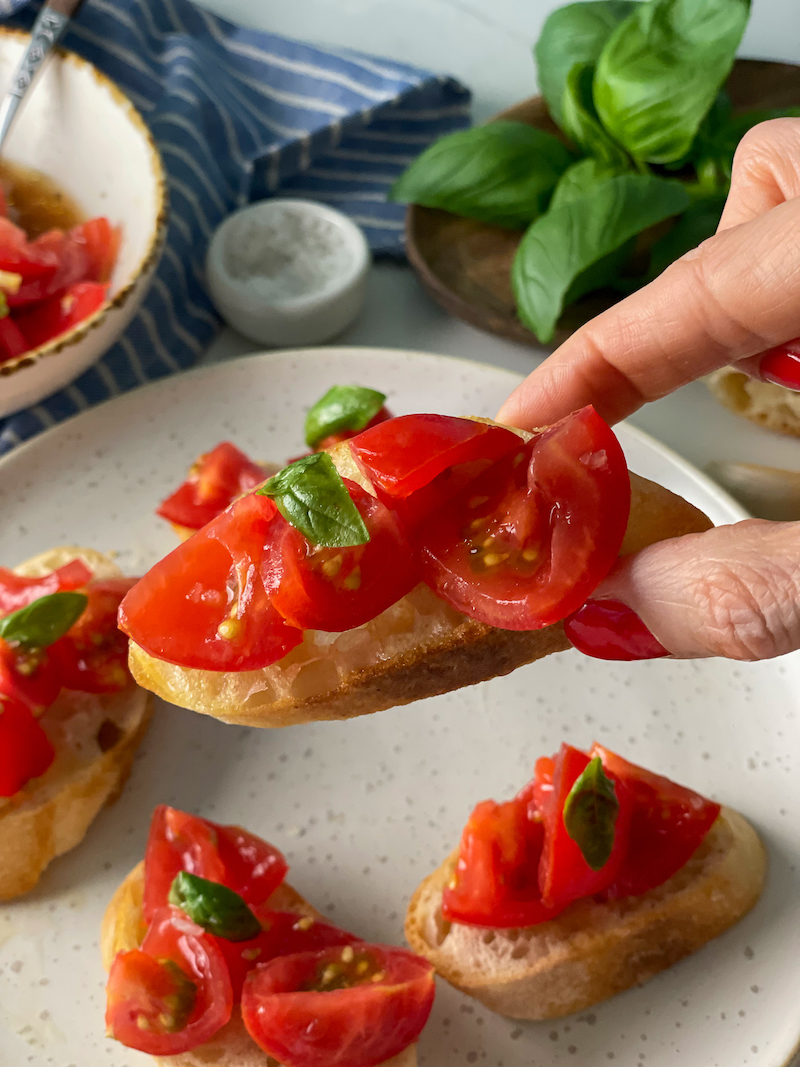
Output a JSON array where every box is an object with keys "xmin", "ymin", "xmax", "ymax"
[{"xmin": 498, "ymin": 117, "xmax": 800, "ymax": 664}]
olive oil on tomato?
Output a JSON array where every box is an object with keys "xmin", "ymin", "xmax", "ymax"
[{"xmin": 0, "ymin": 159, "xmax": 84, "ymax": 237}]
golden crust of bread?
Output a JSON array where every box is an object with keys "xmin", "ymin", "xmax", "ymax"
[
  {"xmin": 405, "ymin": 807, "xmax": 765, "ymax": 1020},
  {"xmin": 707, "ymin": 368, "xmax": 800, "ymax": 437},
  {"xmin": 0, "ymin": 547, "xmax": 153, "ymax": 901},
  {"xmin": 102, "ymin": 863, "xmax": 417, "ymax": 1067},
  {"xmin": 128, "ymin": 469, "xmax": 712, "ymax": 728}
]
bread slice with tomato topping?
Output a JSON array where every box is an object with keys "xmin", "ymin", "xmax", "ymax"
[
  {"xmin": 0, "ymin": 546, "xmax": 153, "ymax": 901},
  {"xmin": 124, "ymin": 412, "xmax": 713, "ymax": 729},
  {"xmin": 405, "ymin": 745, "xmax": 766, "ymax": 1020}
]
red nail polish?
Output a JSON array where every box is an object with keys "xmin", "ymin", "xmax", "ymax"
[
  {"xmin": 564, "ymin": 599, "xmax": 668, "ymax": 661},
  {"xmin": 760, "ymin": 339, "xmax": 800, "ymax": 391}
]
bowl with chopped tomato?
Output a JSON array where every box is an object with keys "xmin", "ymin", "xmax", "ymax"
[{"xmin": 0, "ymin": 28, "xmax": 167, "ymax": 418}]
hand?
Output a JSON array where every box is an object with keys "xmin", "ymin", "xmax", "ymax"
[{"xmin": 497, "ymin": 118, "xmax": 800, "ymax": 662}]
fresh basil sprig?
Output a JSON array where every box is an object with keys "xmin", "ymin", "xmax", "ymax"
[
  {"xmin": 389, "ymin": 121, "xmax": 574, "ymax": 229},
  {"xmin": 594, "ymin": 0, "xmax": 751, "ymax": 164},
  {"xmin": 0, "ymin": 591, "xmax": 87, "ymax": 649},
  {"xmin": 258, "ymin": 453, "xmax": 369, "ymax": 548},
  {"xmin": 512, "ymin": 173, "xmax": 690, "ymax": 342},
  {"xmin": 562, "ymin": 757, "xmax": 619, "ymax": 871},
  {"xmin": 305, "ymin": 385, "xmax": 386, "ymax": 448},
  {"xmin": 169, "ymin": 872, "xmax": 262, "ymax": 942}
]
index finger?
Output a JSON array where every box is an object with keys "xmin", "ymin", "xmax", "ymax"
[{"xmin": 496, "ymin": 196, "xmax": 800, "ymax": 430}]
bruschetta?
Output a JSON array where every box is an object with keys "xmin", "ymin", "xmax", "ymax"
[
  {"xmin": 0, "ymin": 546, "xmax": 152, "ymax": 900},
  {"xmin": 120, "ymin": 403, "xmax": 712, "ymax": 729},
  {"xmin": 405, "ymin": 742, "xmax": 766, "ymax": 1019},
  {"xmin": 102, "ymin": 805, "xmax": 433, "ymax": 1067}
]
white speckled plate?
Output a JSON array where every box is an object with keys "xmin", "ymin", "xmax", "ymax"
[{"xmin": 1, "ymin": 348, "xmax": 799, "ymax": 1067}]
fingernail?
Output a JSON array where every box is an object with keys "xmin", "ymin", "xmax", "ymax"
[
  {"xmin": 564, "ymin": 599, "xmax": 669, "ymax": 661},
  {"xmin": 760, "ymin": 340, "xmax": 800, "ymax": 391}
]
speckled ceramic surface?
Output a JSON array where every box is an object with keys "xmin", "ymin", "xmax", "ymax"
[{"xmin": 0, "ymin": 348, "xmax": 799, "ymax": 1067}]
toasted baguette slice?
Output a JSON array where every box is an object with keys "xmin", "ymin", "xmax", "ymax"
[
  {"xmin": 129, "ymin": 433, "xmax": 713, "ymax": 728},
  {"xmin": 707, "ymin": 367, "xmax": 800, "ymax": 437},
  {"xmin": 405, "ymin": 807, "xmax": 765, "ymax": 1020},
  {"xmin": 0, "ymin": 547, "xmax": 153, "ymax": 901},
  {"xmin": 102, "ymin": 862, "xmax": 417, "ymax": 1067}
]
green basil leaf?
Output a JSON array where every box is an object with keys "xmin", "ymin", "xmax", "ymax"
[
  {"xmin": 594, "ymin": 0, "xmax": 751, "ymax": 164},
  {"xmin": 0, "ymin": 591, "xmax": 87, "ymax": 649},
  {"xmin": 648, "ymin": 195, "xmax": 726, "ymax": 279},
  {"xmin": 512, "ymin": 173, "xmax": 690, "ymax": 342},
  {"xmin": 560, "ymin": 63, "xmax": 631, "ymax": 168},
  {"xmin": 169, "ymin": 872, "xmax": 262, "ymax": 942},
  {"xmin": 258, "ymin": 452, "xmax": 369, "ymax": 548},
  {"xmin": 549, "ymin": 156, "xmax": 626, "ymax": 212},
  {"xmin": 304, "ymin": 385, "xmax": 386, "ymax": 448},
  {"xmin": 389, "ymin": 121, "xmax": 574, "ymax": 229},
  {"xmin": 535, "ymin": 1, "xmax": 638, "ymax": 126},
  {"xmin": 563, "ymin": 757, "xmax": 619, "ymax": 871}
]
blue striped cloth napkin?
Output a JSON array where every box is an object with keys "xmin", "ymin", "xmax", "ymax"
[{"xmin": 0, "ymin": 0, "xmax": 470, "ymax": 456}]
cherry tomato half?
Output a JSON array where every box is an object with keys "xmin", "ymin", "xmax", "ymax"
[
  {"xmin": 0, "ymin": 637, "xmax": 62, "ymax": 713},
  {"xmin": 15, "ymin": 281, "xmax": 109, "ymax": 349},
  {"xmin": 417, "ymin": 406, "xmax": 631, "ymax": 630},
  {"xmin": 242, "ymin": 943, "xmax": 435, "ymax": 1067},
  {"xmin": 49, "ymin": 577, "xmax": 136, "ymax": 693},
  {"xmin": 268, "ymin": 480, "xmax": 419, "ymax": 631},
  {"xmin": 72, "ymin": 217, "xmax": 121, "ymax": 283},
  {"xmin": 0, "ymin": 216, "xmax": 59, "ymax": 281},
  {"xmin": 156, "ymin": 442, "xmax": 268, "ymax": 532},
  {"xmin": 119, "ymin": 493, "xmax": 302, "ymax": 672},
  {"xmin": 0, "ymin": 693, "xmax": 55, "ymax": 796},
  {"xmin": 0, "ymin": 558, "xmax": 92, "ymax": 616},
  {"xmin": 106, "ymin": 906, "xmax": 232, "ymax": 1055}
]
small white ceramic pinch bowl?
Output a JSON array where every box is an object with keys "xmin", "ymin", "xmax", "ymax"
[{"xmin": 0, "ymin": 28, "xmax": 168, "ymax": 419}]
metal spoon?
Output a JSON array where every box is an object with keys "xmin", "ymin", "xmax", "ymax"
[
  {"xmin": 705, "ymin": 461, "xmax": 800, "ymax": 521},
  {"xmin": 0, "ymin": 0, "xmax": 87, "ymax": 156}
]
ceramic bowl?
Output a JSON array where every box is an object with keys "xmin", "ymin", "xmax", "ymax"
[{"xmin": 0, "ymin": 28, "xmax": 168, "ymax": 418}]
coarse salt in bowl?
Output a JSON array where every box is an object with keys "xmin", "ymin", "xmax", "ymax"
[{"xmin": 206, "ymin": 199, "xmax": 370, "ymax": 347}]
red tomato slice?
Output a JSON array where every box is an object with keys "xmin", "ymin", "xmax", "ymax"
[
  {"xmin": 15, "ymin": 281, "xmax": 108, "ymax": 349},
  {"xmin": 219, "ymin": 910, "xmax": 360, "ymax": 1001},
  {"xmin": 418, "ymin": 407, "xmax": 631, "ymax": 630},
  {"xmin": 0, "ymin": 558, "xmax": 92, "ymax": 616},
  {"xmin": 537, "ymin": 743, "xmax": 631, "ymax": 910},
  {"xmin": 0, "ymin": 314, "xmax": 28, "ymax": 361},
  {"xmin": 0, "ymin": 693, "xmax": 55, "ymax": 796},
  {"xmin": 48, "ymin": 577, "xmax": 135, "ymax": 693},
  {"xmin": 106, "ymin": 906, "xmax": 232, "ymax": 1055},
  {"xmin": 0, "ymin": 216, "xmax": 59, "ymax": 281},
  {"xmin": 0, "ymin": 637, "xmax": 62, "ymax": 713},
  {"xmin": 143, "ymin": 806, "xmax": 289, "ymax": 923},
  {"xmin": 442, "ymin": 795, "xmax": 561, "ymax": 928},
  {"xmin": 241, "ymin": 943, "xmax": 435, "ymax": 1067},
  {"xmin": 119, "ymin": 492, "xmax": 302, "ymax": 671},
  {"xmin": 268, "ymin": 480, "xmax": 419, "ymax": 632},
  {"xmin": 8, "ymin": 229, "xmax": 90, "ymax": 307},
  {"xmin": 592, "ymin": 744, "xmax": 721, "ymax": 898},
  {"xmin": 351, "ymin": 414, "xmax": 520, "ymax": 501},
  {"xmin": 156, "ymin": 442, "xmax": 267, "ymax": 531},
  {"xmin": 72, "ymin": 217, "xmax": 121, "ymax": 283}
]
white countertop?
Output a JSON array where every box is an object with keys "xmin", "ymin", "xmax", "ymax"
[{"xmin": 196, "ymin": 0, "xmax": 800, "ymax": 486}]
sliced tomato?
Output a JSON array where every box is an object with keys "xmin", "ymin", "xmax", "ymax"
[
  {"xmin": 442, "ymin": 794, "xmax": 562, "ymax": 928},
  {"xmin": 268, "ymin": 480, "xmax": 419, "ymax": 632},
  {"xmin": 242, "ymin": 943, "xmax": 435, "ymax": 1067},
  {"xmin": 15, "ymin": 281, "xmax": 108, "ymax": 349},
  {"xmin": 8, "ymin": 229, "xmax": 90, "ymax": 307},
  {"xmin": 219, "ymin": 910, "xmax": 359, "ymax": 1001},
  {"xmin": 0, "ymin": 314, "xmax": 28, "ymax": 361},
  {"xmin": 314, "ymin": 405, "xmax": 392, "ymax": 453},
  {"xmin": 417, "ymin": 406, "xmax": 631, "ymax": 630},
  {"xmin": 156, "ymin": 442, "xmax": 267, "ymax": 532},
  {"xmin": 537, "ymin": 743, "xmax": 631, "ymax": 910},
  {"xmin": 119, "ymin": 492, "xmax": 302, "ymax": 672},
  {"xmin": 0, "ymin": 558, "xmax": 92, "ymax": 616},
  {"xmin": 0, "ymin": 693, "xmax": 55, "ymax": 796},
  {"xmin": 0, "ymin": 216, "xmax": 59, "ymax": 281},
  {"xmin": 48, "ymin": 577, "xmax": 135, "ymax": 693},
  {"xmin": 72, "ymin": 217, "xmax": 121, "ymax": 283},
  {"xmin": 0, "ymin": 637, "xmax": 62, "ymax": 713},
  {"xmin": 593, "ymin": 744, "xmax": 721, "ymax": 898},
  {"xmin": 106, "ymin": 906, "xmax": 232, "ymax": 1055},
  {"xmin": 143, "ymin": 806, "xmax": 289, "ymax": 923}
]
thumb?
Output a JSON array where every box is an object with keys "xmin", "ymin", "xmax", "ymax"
[{"xmin": 568, "ymin": 520, "xmax": 800, "ymax": 661}]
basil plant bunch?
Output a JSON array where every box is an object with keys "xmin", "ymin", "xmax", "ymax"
[{"xmin": 391, "ymin": 0, "xmax": 799, "ymax": 343}]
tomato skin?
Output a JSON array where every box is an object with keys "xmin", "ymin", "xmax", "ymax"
[
  {"xmin": 15, "ymin": 281, "xmax": 108, "ymax": 349},
  {"xmin": 0, "ymin": 559, "xmax": 92, "ymax": 616},
  {"xmin": 0, "ymin": 216, "xmax": 59, "ymax": 281},
  {"xmin": 0, "ymin": 694, "xmax": 55, "ymax": 796},
  {"xmin": 418, "ymin": 407, "xmax": 631, "ymax": 631},
  {"xmin": 106, "ymin": 906, "xmax": 232, "ymax": 1055},
  {"xmin": 119, "ymin": 493, "xmax": 303, "ymax": 672},
  {"xmin": 269, "ymin": 480, "xmax": 419, "ymax": 632},
  {"xmin": 72, "ymin": 217, "xmax": 121, "ymax": 283},
  {"xmin": 0, "ymin": 637, "xmax": 62, "ymax": 713},
  {"xmin": 0, "ymin": 314, "xmax": 27, "ymax": 361},
  {"xmin": 48, "ymin": 577, "xmax": 135, "ymax": 694},
  {"xmin": 143, "ymin": 806, "xmax": 289, "ymax": 924},
  {"xmin": 314, "ymin": 406, "xmax": 392, "ymax": 453},
  {"xmin": 592, "ymin": 744, "xmax": 721, "ymax": 899},
  {"xmin": 241, "ymin": 944, "xmax": 435, "ymax": 1067},
  {"xmin": 157, "ymin": 442, "xmax": 267, "ymax": 531}
]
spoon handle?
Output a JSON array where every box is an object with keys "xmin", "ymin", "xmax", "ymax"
[{"xmin": 0, "ymin": 0, "xmax": 86, "ymax": 155}]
